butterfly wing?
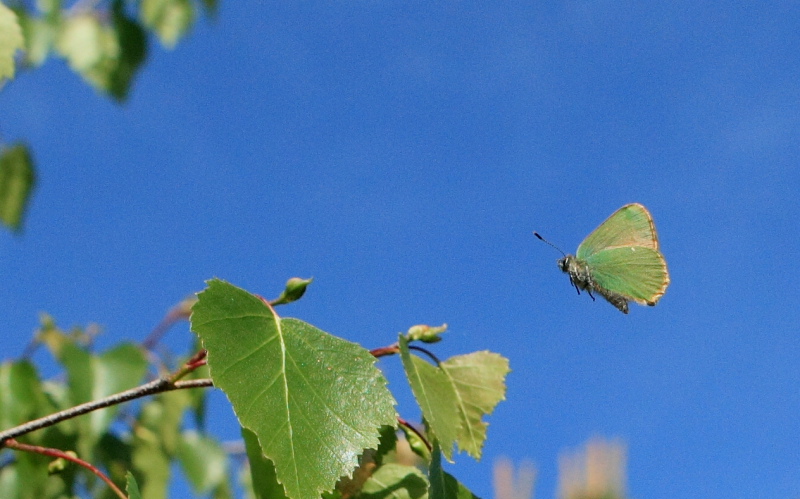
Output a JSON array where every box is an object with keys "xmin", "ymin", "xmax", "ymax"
[
  {"xmin": 583, "ymin": 246, "xmax": 669, "ymax": 305},
  {"xmin": 576, "ymin": 203, "xmax": 659, "ymax": 260}
]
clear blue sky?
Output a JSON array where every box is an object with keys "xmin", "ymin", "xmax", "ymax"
[{"xmin": 2, "ymin": 2, "xmax": 799, "ymax": 498}]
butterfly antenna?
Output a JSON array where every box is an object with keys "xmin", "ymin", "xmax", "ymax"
[{"xmin": 533, "ymin": 232, "xmax": 567, "ymax": 257}]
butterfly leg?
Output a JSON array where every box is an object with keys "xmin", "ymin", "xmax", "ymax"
[{"xmin": 587, "ymin": 289, "xmax": 596, "ymax": 301}]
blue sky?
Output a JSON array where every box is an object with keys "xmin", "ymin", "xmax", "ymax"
[{"xmin": 2, "ymin": 1, "xmax": 800, "ymax": 498}]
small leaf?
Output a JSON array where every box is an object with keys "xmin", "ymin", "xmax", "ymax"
[
  {"xmin": 105, "ymin": 1, "xmax": 147, "ymax": 101},
  {"xmin": 140, "ymin": 0, "xmax": 195, "ymax": 48},
  {"xmin": 0, "ymin": 144, "xmax": 35, "ymax": 233},
  {"xmin": 398, "ymin": 335, "xmax": 459, "ymax": 460},
  {"xmin": 191, "ymin": 279, "xmax": 397, "ymax": 499},
  {"xmin": 177, "ymin": 431, "xmax": 229, "ymax": 494},
  {"xmin": 126, "ymin": 472, "xmax": 142, "ymax": 499},
  {"xmin": 56, "ymin": 2, "xmax": 147, "ymax": 102},
  {"xmin": 0, "ymin": 2, "xmax": 24, "ymax": 80},
  {"xmin": 361, "ymin": 463, "xmax": 428, "ymax": 499},
  {"xmin": 429, "ymin": 442, "xmax": 481, "ymax": 499},
  {"xmin": 19, "ymin": 15, "xmax": 56, "ymax": 66},
  {"xmin": 56, "ymin": 14, "xmax": 105, "ymax": 71},
  {"xmin": 440, "ymin": 352, "xmax": 509, "ymax": 459}
]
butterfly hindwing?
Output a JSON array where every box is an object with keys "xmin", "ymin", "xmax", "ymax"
[
  {"xmin": 576, "ymin": 203, "xmax": 659, "ymax": 260},
  {"xmin": 583, "ymin": 246, "xmax": 669, "ymax": 305}
]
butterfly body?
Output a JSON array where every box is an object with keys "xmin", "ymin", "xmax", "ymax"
[
  {"xmin": 544, "ymin": 203, "xmax": 670, "ymax": 314},
  {"xmin": 558, "ymin": 254, "xmax": 634, "ymax": 313}
]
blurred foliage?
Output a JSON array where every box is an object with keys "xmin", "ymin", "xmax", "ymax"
[
  {"xmin": 0, "ymin": 0, "xmax": 219, "ymax": 233},
  {"xmin": 493, "ymin": 437, "xmax": 627, "ymax": 499},
  {"xmin": 0, "ymin": 279, "xmax": 514, "ymax": 499}
]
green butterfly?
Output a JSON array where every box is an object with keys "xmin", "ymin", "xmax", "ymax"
[{"xmin": 535, "ymin": 203, "xmax": 670, "ymax": 314}]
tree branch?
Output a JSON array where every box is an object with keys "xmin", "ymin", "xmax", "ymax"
[{"xmin": 0, "ymin": 378, "xmax": 213, "ymax": 446}]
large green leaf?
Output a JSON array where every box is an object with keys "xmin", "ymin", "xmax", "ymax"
[
  {"xmin": 0, "ymin": 144, "xmax": 35, "ymax": 233},
  {"xmin": 0, "ymin": 2, "xmax": 23, "ymax": 80},
  {"xmin": 360, "ymin": 463, "xmax": 428, "ymax": 499},
  {"xmin": 440, "ymin": 352, "xmax": 509, "ymax": 459},
  {"xmin": 428, "ymin": 442, "xmax": 480, "ymax": 499},
  {"xmin": 192, "ymin": 279, "xmax": 397, "ymax": 499},
  {"xmin": 398, "ymin": 335, "xmax": 459, "ymax": 461}
]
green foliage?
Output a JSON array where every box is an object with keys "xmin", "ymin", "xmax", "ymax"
[
  {"xmin": 0, "ymin": 278, "xmax": 510, "ymax": 498},
  {"xmin": 1, "ymin": 0, "xmax": 217, "ymax": 233},
  {"xmin": 360, "ymin": 463, "xmax": 429, "ymax": 499},
  {"xmin": 399, "ymin": 335, "xmax": 460, "ymax": 460},
  {"xmin": 140, "ymin": 0, "xmax": 195, "ymax": 48},
  {"xmin": 0, "ymin": 1, "xmax": 23, "ymax": 80},
  {"xmin": 0, "ymin": 144, "xmax": 35, "ymax": 233},
  {"xmin": 191, "ymin": 279, "xmax": 398, "ymax": 499},
  {"xmin": 429, "ymin": 442, "xmax": 480, "ymax": 499}
]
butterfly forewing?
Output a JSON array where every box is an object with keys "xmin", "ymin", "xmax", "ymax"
[
  {"xmin": 584, "ymin": 246, "xmax": 669, "ymax": 305},
  {"xmin": 576, "ymin": 203, "xmax": 659, "ymax": 260}
]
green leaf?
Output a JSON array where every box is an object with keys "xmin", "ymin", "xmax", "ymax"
[
  {"xmin": 0, "ymin": 360, "xmax": 45, "ymax": 430},
  {"xmin": 440, "ymin": 352, "xmax": 509, "ymax": 459},
  {"xmin": 132, "ymin": 397, "xmax": 173, "ymax": 499},
  {"xmin": 0, "ymin": 2, "xmax": 23, "ymax": 80},
  {"xmin": 361, "ymin": 463, "xmax": 428, "ymax": 499},
  {"xmin": 428, "ymin": 442, "xmax": 481, "ymax": 499},
  {"xmin": 58, "ymin": 342, "xmax": 147, "ymax": 443},
  {"xmin": 398, "ymin": 335, "xmax": 459, "ymax": 461},
  {"xmin": 177, "ymin": 431, "xmax": 229, "ymax": 495},
  {"xmin": 191, "ymin": 279, "xmax": 397, "ymax": 499},
  {"xmin": 126, "ymin": 472, "xmax": 142, "ymax": 499},
  {"xmin": 55, "ymin": 2, "xmax": 147, "ymax": 102},
  {"xmin": 105, "ymin": 2, "xmax": 147, "ymax": 101},
  {"xmin": 56, "ymin": 13, "xmax": 105, "ymax": 71},
  {"xmin": 0, "ymin": 144, "xmax": 35, "ymax": 233},
  {"xmin": 140, "ymin": 0, "xmax": 195, "ymax": 48},
  {"xmin": 242, "ymin": 427, "xmax": 288, "ymax": 499},
  {"xmin": 19, "ymin": 14, "xmax": 56, "ymax": 66}
]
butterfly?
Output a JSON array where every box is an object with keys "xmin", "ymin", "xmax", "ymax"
[{"xmin": 535, "ymin": 203, "xmax": 670, "ymax": 313}]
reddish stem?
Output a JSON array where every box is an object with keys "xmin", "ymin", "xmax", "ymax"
[
  {"xmin": 4, "ymin": 439, "xmax": 128, "ymax": 499},
  {"xmin": 370, "ymin": 344, "xmax": 400, "ymax": 358}
]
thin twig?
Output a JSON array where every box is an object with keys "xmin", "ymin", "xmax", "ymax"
[
  {"xmin": 408, "ymin": 345, "xmax": 442, "ymax": 366},
  {"xmin": 142, "ymin": 298, "xmax": 196, "ymax": 350},
  {"xmin": 370, "ymin": 344, "xmax": 399, "ymax": 358},
  {"xmin": 0, "ymin": 378, "xmax": 213, "ymax": 446},
  {"xmin": 4, "ymin": 439, "xmax": 128, "ymax": 499}
]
